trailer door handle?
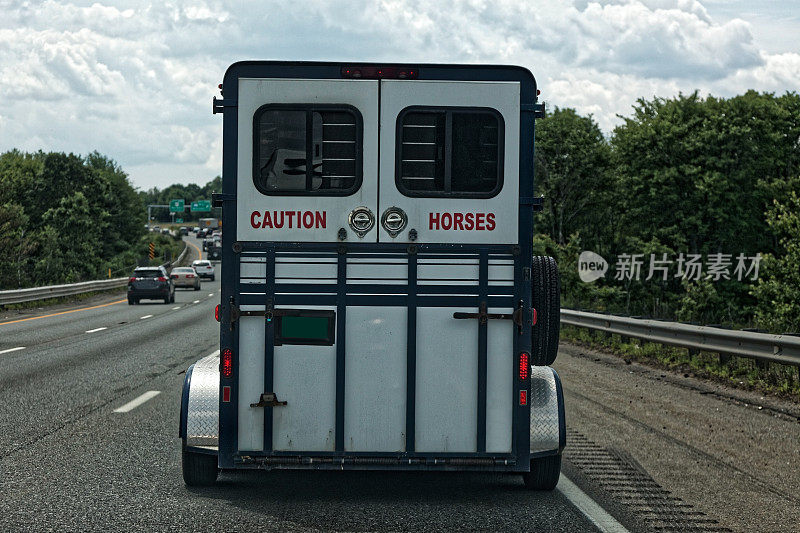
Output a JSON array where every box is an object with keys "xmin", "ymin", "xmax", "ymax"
[{"xmin": 453, "ymin": 301, "xmax": 527, "ymax": 333}]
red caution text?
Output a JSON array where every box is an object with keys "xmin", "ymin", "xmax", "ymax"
[{"xmin": 250, "ymin": 210, "xmax": 327, "ymax": 229}]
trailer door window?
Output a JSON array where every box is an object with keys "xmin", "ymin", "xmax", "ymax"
[
  {"xmin": 253, "ymin": 105, "xmax": 362, "ymax": 196},
  {"xmin": 396, "ymin": 107, "xmax": 503, "ymax": 198}
]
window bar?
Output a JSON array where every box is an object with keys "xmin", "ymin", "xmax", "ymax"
[
  {"xmin": 444, "ymin": 111, "xmax": 453, "ymax": 193},
  {"xmin": 305, "ymin": 111, "xmax": 314, "ymax": 191}
]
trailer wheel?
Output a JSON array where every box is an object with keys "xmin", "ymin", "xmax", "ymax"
[
  {"xmin": 531, "ymin": 256, "xmax": 560, "ymax": 366},
  {"xmin": 522, "ymin": 454, "xmax": 561, "ymax": 490},
  {"xmin": 182, "ymin": 444, "xmax": 218, "ymax": 487}
]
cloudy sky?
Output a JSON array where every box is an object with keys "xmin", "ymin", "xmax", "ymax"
[{"xmin": 1, "ymin": 0, "xmax": 798, "ymax": 191}]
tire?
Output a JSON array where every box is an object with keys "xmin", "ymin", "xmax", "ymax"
[
  {"xmin": 522, "ymin": 454, "xmax": 561, "ymax": 491},
  {"xmin": 531, "ymin": 256, "xmax": 560, "ymax": 366},
  {"xmin": 210, "ymin": 275, "xmax": 215, "ymax": 281},
  {"xmin": 134, "ymin": 299, "xmax": 140, "ymax": 305},
  {"xmin": 170, "ymin": 293, "xmax": 175, "ymax": 304},
  {"xmin": 127, "ymin": 298, "xmax": 134, "ymax": 305},
  {"xmin": 181, "ymin": 444, "xmax": 218, "ymax": 486},
  {"xmin": 194, "ymin": 285, "xmax": 200, "ymax": 291}
]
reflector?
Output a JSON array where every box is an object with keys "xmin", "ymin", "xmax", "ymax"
[
  {"xmin": 214, "ymin": 304, "xmax": 220, "ymax": 322},
  {"xmin": 519, "ymin": 390, "xmax": 527, "ymax": 405}
]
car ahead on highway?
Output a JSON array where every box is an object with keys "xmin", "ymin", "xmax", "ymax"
[
  {"xmin": 202, "ymin": 237, "xmax": 215, "ymax": 251},
  {"xmin": 193, "ymin": 226, "xmax": 201, "ymax": 233},
  {"xmin": 180, "ymin": 226, "xmax": 189, "ymax": 236},
  {"xmin": 152, "ymin": 225, "xmax": 160, "ymax": 233},
  {"xmin": 208, "ymin": 244, "xmax": 222, "ymax": 261},
  {"xmin": 197, "ymin": 228, "xmax": 207, "ymax": 238},
  {"xmin": 127, "ymin": 266, "xmax": 175, "ymax": 304},
  {"xmin": 191, "ymin": 260, "xmax": 215, "ymax": 281},
  {"xmin": 171, "ymin": 267, "xmax": 201, "ymax": 290}
]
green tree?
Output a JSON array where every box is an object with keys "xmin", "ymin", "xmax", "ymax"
[
  {"xmin": 0, "ymin": 203, "xmax": 34, "ymax": 288},
  {"xmin": 753, "ymin": 190, "xmax": 800, "ymax": 332},
  {"xmin": 535, "ymin": 108, "xmax": 613, "ymax": 246}
]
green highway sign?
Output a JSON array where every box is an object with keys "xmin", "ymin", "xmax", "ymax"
[
  {"xmin": 176, "ymin": 218, "xmax": 183, "ymax": 223},
  {"xmin": 191, "ymin": 200, "xmax": 211, "ymax": 212},
  {"xmin": 169, "ymin": 199, "xmax": 185, "ymax": 213}
]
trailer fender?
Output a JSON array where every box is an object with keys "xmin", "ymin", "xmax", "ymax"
[
  {"xmin": 529, "ymin": 366, "xmax": 566, "ymax": 455},
  {"xmin": 181, "ymin": 352, "xmax": 220, "ymax": 448}
]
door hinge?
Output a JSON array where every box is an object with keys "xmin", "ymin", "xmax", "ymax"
[
  {"xmin": 520, "ymin": 196, "xmax": 544, "ymax": 211},
  {"xmin": 521, "ymin": 103, "xmax": 545, "ymax": 118},
  {"xmin": 212, "ymin": 192, "xmax": 235, "ymax": 208},
  {"xmin": 212, "ymin": 96, "xmax": 237, "ymax": 115}
]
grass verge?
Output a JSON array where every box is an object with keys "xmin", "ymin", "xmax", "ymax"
[{"xmin": 561, "ymin": 325, "xmax": 800, "ymax": 401}]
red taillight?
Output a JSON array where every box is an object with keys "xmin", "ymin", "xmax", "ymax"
[
  {"xmin": 222, "ymin": 385, "xmax": 231, "ymax": 402},
  {"xmin": 519, "ymin": 352, "xmax": 530, "ymax": 381},
  {"xmin": 519, "ymin": 390, "xmax": 527, "ymax": 405},
  {"xmin": 157, "ymin": 276, "xmax": 167, "ymax": 282},
  {"xmin": 221, "ymin": 348, "xmax": 233, "ymax": 378},
  {"xmin": 170, "ymin": 274, "xmax": 178, "ymax": 279},
  {"xmin": 214, "ymin": 304, "xmax": 220, "ymax": 322},
  {"xmin": 128, "ymin": 277, "xmax": 136, "ymax": 283},
  {"xmin": 187, "ymin": 274, "xmax": 194, "ymax": 278}
]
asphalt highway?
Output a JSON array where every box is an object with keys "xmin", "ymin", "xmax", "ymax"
[
  {"xmin": 0, "ymin": 239, "xmax": 600, "ymax": 532},
  {"xmin": 3, "ymin": 236, "xmax": 797, "ymax": 531}
]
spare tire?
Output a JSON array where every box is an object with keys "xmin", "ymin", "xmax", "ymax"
[{"xmin": 531, "ymin": 256, "xmax": 560, "ymax": 366}]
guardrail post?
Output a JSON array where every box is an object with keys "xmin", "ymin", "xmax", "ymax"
[{"xmin": 719, "ymin": 353, "xmax": 731, "ymax": 365}]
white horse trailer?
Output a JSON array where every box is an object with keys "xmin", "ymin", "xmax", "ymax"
[{"xmin": 180, "ymin": 62, "xmax": 564, "ymax": 489}]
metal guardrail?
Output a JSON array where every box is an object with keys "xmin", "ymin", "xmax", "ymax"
[
  {"xmin": 0, "ymin": 243, "xmax": 189, "ymax": 306},
  {"xmin": 561, "ymin": 309, "xmax": 800, "ymax": 367}
]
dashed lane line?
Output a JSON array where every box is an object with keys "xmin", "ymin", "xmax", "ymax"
[
  {"xmin": 85, "ymin": 327, "xmax": 107, "ymax": 334},
  {"xmin": 192, "ymin": 300, "xmax": 200, "ymax": 304},
  {"xmin": 140, "ymin": 314, "xmax": 153, "ymax": 320},
  {"xmin": 0, "ymin": 299, "xmax": 126, "ymax": 327},
  {"xmin": 172, "ymin": 306, "xmax": 181, "ymax": 310},
  {"xmin": 0, "ymin": 346, "xmax": 25, "ymax": 355},
  {"xmin": 557, "ymin": 475, "xmax": 630, "ymax": 533},
  {"xmin": 113, "ymin": 391, "xmax": 161, "ymax": 413}
]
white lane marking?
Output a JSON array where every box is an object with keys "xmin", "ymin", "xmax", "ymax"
[
  {"xmin": 0, "ymin": 346, "xmax": 25, "ymax": 355},
  {"xmin": 85, "ymin": 327, "xmax": 107, "ymax": 333},
  {"xmin": 558, "ymin": 475, "xmax": 630, "ymax": 533},
  {"xmin": 208, "ymin": 293, "xmax": 213, "ymax": 297},
  {"xmin": 113, "ymin": 390, "xmax": 161, "ymax": 413},
  {"xmin": 172, "ymin": 306, "xmax": 181, "ymax": 310},
  {"xmin": 192, "ymin": 300, "xmax": 200, "ymax": 304},
  {"xmin": 140, "ymin": 314, "xmax": 153, "ymax": 320}
]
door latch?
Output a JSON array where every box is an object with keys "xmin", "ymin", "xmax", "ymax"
[{"xmin": 250, "ymin": 393, "xmax": 287, "ymax": 408}]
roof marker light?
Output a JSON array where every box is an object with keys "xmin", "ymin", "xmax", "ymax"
[{"xmin": 341, "ymin": 65, "xmax": 419, "ymax": 79}]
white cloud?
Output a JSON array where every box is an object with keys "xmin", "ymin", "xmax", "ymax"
[{"xmin": 0, "ymin": 0, "xmax": 797, "ymax": 189}]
